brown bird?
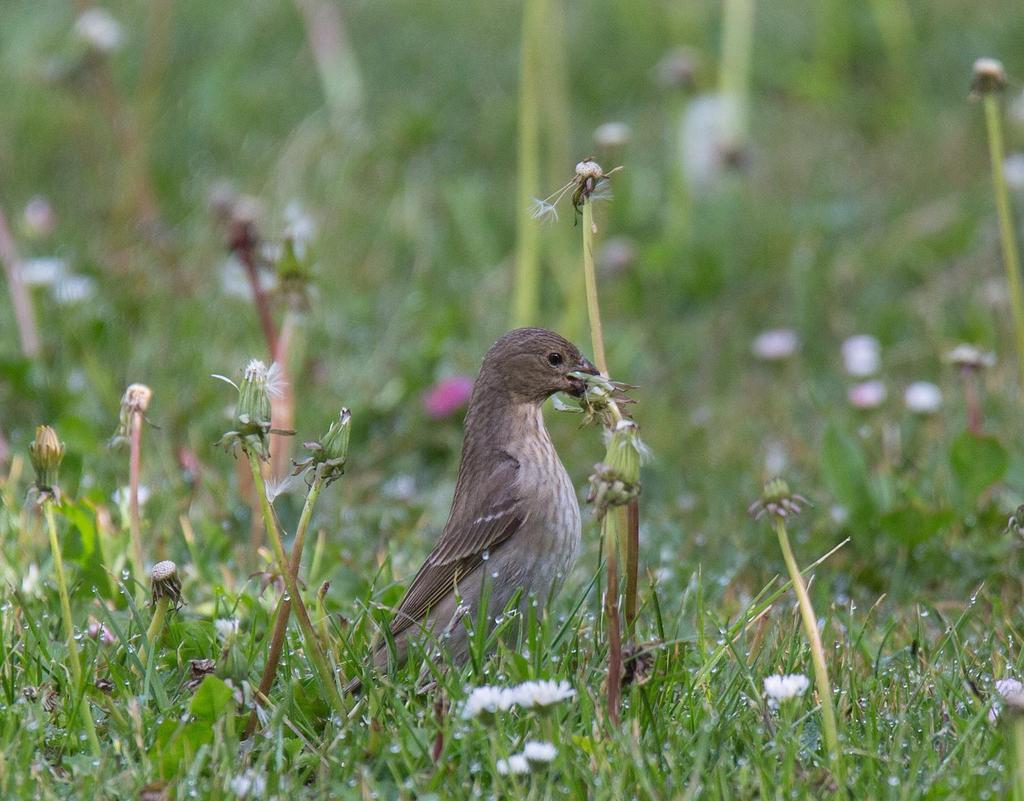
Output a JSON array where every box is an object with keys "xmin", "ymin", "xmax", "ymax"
[{"xmin": 350, "ymin": 328, "xmax": 597, "ymax": 691}]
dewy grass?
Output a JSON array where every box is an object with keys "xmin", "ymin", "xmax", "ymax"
[
  {"xmin": 752, "ymin": 479, "xmax": 843, "ymax": 785},
  {"xmin": 973, "ymin": 58, "xmax": 1024, "ymax": 380}
]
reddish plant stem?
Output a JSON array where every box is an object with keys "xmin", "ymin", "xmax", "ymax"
[
  {"xmin": 961, "ymin": 368, "xmax": 983, "ymax": 435},
  {"xmin": 231, "ymin": 220, "xmax": 279, "ymax": 359},
  {"xmin": 624, "ymin": 498, "xmax": 639, "ymax": 636},
  {"xmin": 603, "ymin": 508, "xmax": 623, "ymax": 727},
  {"xmin": 0, "ymin": 207, "xmax": 41, "ymax": 359}
]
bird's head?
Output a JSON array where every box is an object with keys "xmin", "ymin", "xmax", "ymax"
[{"xmin": 478, "ymin": 328, "xmax": 599, "ymax": 404}]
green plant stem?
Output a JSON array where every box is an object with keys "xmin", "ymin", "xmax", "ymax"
[
  {"xmin": 128, "ymin": 409, "xmax": 146, "ymax": 605},
  {"xmin": 512, "ymin": 0, "xmax": 543, "ymax": 328},
  {"xmin": 982, "ymin": 93, "xmax": 1024, "ymax": 380},
  {"xmin": 1013, "ymin": 715, "xmax": 1024, "ymax": 801},
  {"xmin": 138, "ymin": 596, "xmax": 169, "ymax": 672},
  {"xmin": 581, "ymin": 199, "xmax": 608, "ymax": 376},
  {"xmin": 773, "ymin": 519, "xmax": 842, "ymax": 784},
  {"xmin": 44, "ymin": 503, "xmax": 101, "ymax": 757},
  {"xmin": 245, "ymin": 451, "xmax": 346, "ymax": 719},
  {"xmin": 245, "ymin": 474, "xmax": 325, "ymax": 739},
  {"xmin": 603, "ymin": 509, "xmax": 622, "ymax": 727},
  {"xmin": 719, "ymin": 0, "xmax": 756, "ymax": 151}
]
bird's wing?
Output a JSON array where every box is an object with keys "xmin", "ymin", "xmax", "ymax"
[{"xmin": 389, "ymin": 451, "xmax": 524, "ymax": 637}]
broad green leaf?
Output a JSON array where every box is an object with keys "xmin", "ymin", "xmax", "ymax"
[
  {"xmin": 950, "ymin": 431, "xmax": 1008, "ymax": 505},
  {"xmin": 820, "ymin": 423, "xmax": 873, "ymax": 522},
  {"xmin": 57, "ymin": 500, "xmax": 113, "ymax": 600},
  {"xmin": 190, "ymin": 675, "xmax": 233, "ymax": 722}
]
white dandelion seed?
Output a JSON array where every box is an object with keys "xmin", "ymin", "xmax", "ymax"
[
  {"xmin": 529, "ymin": 197, "xmax": 560, "ymax": 223},
  {"xmin": 264, "ymin": 473, "xmax": 302, "ymax": 503},
  {"xmin": 764, "ymin": 673, "xmax": 810, "ymax": 706}
]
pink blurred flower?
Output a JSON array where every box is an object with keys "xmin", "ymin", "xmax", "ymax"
[
  {"xmin": 848, "ymin": 380, "xmax": 887, "ymax": 410},
  {"xmin": 423, "ymin": 375, "xmax": 474, "ymax": 419},
  {"xmin": 87, "ymin": 619, "xmax": 116, "ymax": 645}
]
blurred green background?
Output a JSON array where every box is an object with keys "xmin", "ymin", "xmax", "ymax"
[{"xmin": 3, "ymin": 0, "xmax": 1024, "ymax": 609}]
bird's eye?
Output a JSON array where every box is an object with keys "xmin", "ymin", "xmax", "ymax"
[{"xmin": 547, "ymin": 352, "xmax": 564, "ymax": 367}]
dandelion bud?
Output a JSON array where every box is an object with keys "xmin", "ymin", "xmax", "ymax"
[
  {"xmin": 588, "ymin": 420, "xmax": 645, "ymax": 517},
  {"xmin": 748, "ymin": 478, "xmax": 810, "ymax": 522},
  {"xmin": 29, "ymin": 425, "xmax": 64, "ymax": 498},
  {"xmin": 293, "ymin": 409, "xmax": 352, "ymax": 485},
  {"xmin": 238, "ymin": 360, "xmax": 272, "ymax": 430},
  {"xmin": 150, "ymin": 560, "xmax": 182, "ymax": 609},
  {"xmin": 972, "ymin": 58, "xmax": 1007, "ymax": 95}
]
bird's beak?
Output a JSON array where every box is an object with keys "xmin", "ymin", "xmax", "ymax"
[{"xmin": 567, "ymin": 356, "xmax": 600, "ymax": 396}]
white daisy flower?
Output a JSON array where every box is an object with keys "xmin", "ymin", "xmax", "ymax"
[
  {"xmin": 228, "ymin": 768, "xmax": 266, "ymax": 798},
  {"xmin": 752, "ymin": 329, "xmax": 799, "ymax": 361},
  {"xmin": 522, "ymin": 740, "xmax": 557, "ymax": 762},
  {"xmin": 997, "ymin": 678, "xmax": 1024, "ymax": 709},
  {"xmin": 496, "ymin": 754, "xmax": 531, "ymax": 775},
  {"xmin": 764, "ymin": 673, "xmax": 810, "ymax": 705},
  {"xmin": 904, "ymin": 382, "xmax": 942, "ymax": 414},
  {"xmin": 52, "ymin": 274, "xmax": 96, "ymax": 305},
  {"xmin": 461, "ymin": 685, "xmax": 514, "ymax": 719},
  {"xmin": 18, "ymin": 257, "xmax": 67, "ymax": 287},
  {"xmin": 509, "ymin": 679, "xmax": 576, "ymax": 709},
  {"xmin": 841, "ymin": 335, "xmax": 881, "ymax": 377}
]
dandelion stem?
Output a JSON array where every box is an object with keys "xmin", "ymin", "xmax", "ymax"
[
  {"xmin": 44, "ymin": 503, "xmax": 101, "ymax": 757},
  {"xmin": 138, "ymin": 595, "xmax": 169, "ymax": 672},
  {"xmin": 245, "ymin": 450, "xmax": 345, "ymax": 719},
  {"xmin": 128, "ymin": 408, "xmax": 146, "ymax": 604},
  {"xmin": 581, "ymin": 199, "xmax": 608, "ymax": 376},
  {"xmin": 719, "ymin": 0, "xmax": 756, "ymax": 152},
  {"xmin": 603, "ymin": 508, "xmax": 623, "ymax": 727},
  {"xmin": 773, "ymin": 518, "xmax": 842, "ymax": 783},
  {"xmin": 624, "ymin": 498, "xmax": 639, "ymax": 635},
  {"xmin": 982, "ymin": 93, "xmax": 1024, "ymax": 380},
  {"xmin": 245, "ymin": 473, "xmax": 325, "ymax": 739}
]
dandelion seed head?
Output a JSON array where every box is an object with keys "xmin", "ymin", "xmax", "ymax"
[{"xmin": 575, "ymin": 160, "xmax": 604, "ymax": 179}]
